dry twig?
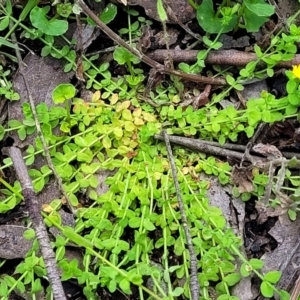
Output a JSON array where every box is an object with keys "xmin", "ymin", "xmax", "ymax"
[
  {"xmin": 155, "ymin": 134, "xmax": 262, "ymax": 162},
  {"xmin": 162, "ymin": 130, "xmax": 200, "ymax": 300},
  {"xmin": 154, "ymin": 134, "xmax": 300, "ymax": 169},
  {"xmin": 147, "ymin": 49, "xmax": 300, "ymax": 69},
  {"xmin": 8, "ymin": 147, "xmax": 66, "ymax": 300}
]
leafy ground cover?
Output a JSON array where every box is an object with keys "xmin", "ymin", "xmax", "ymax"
[{"xmin": 1, "ymin": 0, "xmax": 300, "ymax": 299}]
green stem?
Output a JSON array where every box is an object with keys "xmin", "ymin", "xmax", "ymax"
[
  {"xmin": 0, "ymin": 177, "xmax": 23, "ymax": 199},
  {"xmin": 187, "ymin": 0, "xmax": 198, "ymax": 10},
  {"xmin": 126, "ymin": 61, "xmax": 134, "ymax": 76},
  {"xmin": 234, "ymin": 4, "xmax": 245, "ymax": 32},
  {"xmin": 65, "ymin": 100, "xmax": 71, "ymax": 125}
]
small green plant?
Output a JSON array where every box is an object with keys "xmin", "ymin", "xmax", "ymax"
[
  {"xmin": 179, "ymin": 34, "xmax": 224, "ymax": 74},
  {"xmin": 0, "ymin": 66, "xmax": 20, "ymax": 101},
  {"xmin": 158, "ymin": 90, "xmax": 291, "ymax": 145},
  {"xmin": 195, "ymin": 0, "xmax": 274, "ymax": 34},
  {"xmin": 0, "ymin": 0, "xmax": 11, "ymax": 31},
  {"xmin": 52, "ymin": 83, "xmax": 76, "ymax": 132},
  {"xmin": 113, "ymin": 46, "xmax": 145, "ymax": 88},
  {"xmin": 118, "ymin": 8, "xmax": 153, "ymax": 42}
]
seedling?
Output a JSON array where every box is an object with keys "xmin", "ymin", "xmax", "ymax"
[
  {"xmin": 113, "ymin": 46, "xmax": 145, "ymax": 87},
  {"xmin": 52, "ymin": 83, "xmax": 76, "ymax": 132},
  {"xmin": 0, "ymin": 67, "xmax": 20, "ymax": 101}
]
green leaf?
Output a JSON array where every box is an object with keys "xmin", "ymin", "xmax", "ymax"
[
  {"xmin": 124, "ymin": 121, "xmax": 136, "ymax": 132},
  {"xmin": 217, "ymin": 296, "xmax": 228, "ymax": 300},
  {"xmin": 288, "ymin": 93, "xmax": 300, "ymax": 106},
  {"xmin": 23, "ymin": 229, "xmax": 35, "ymax": 240},
  {"xmin": 157, "ymin": 0, "xmax": 167, "ymax": 22},
  {"xmin": 287, "ymin": 208, "xmax": 297, "ymax": 220},
  {"xmin": 33, "ymin": 177, "xmax": 45, "ymax": 193},
  {"xmin": 102, "ymin": 238, "xmax": 116, "ymax": 249},
  {"xmin": 249, "ymin": 258, "xmax": 264, "ymax": 270},
  {"xmin": 63, "ymin": 226, "xmax": 93, "ymax": 248},
  {"xmin": 57, "ymin": 3, "xmax": 72, "ymax": 18},
  {"xmin": 260, "ymin": 281, "xmax": 274, "ymax": 298},
  {"xmin": 286, "ymin": 103, "xmax": 298, "ymax": 115},
  {"xmin": 74, "ymin": 136, "xmax": 88, "ymax": 147},
  {"xmin": 8, "ymin": 120, "xmax": 22, "ymax": 128},
  {"xmin": 143, "ymin": 219, "xmax": 156, "ymax": 231},
  {"xmin": 125, "ymin": 74, "xmax": 144, "ymax": 86},
  {"xmin": 223, "ymin": 273, "xmax": 241, "ymax": 286},
  {"xmin": 254, "ymin": 44, "xmax": 262, "ymax": 57},
  {"xmin": 241, "ymin": 192, "xmax": 251, "ymax": 201},
  {"xmin": 69, "ymin": 193, "xmax": 78, "ymax": 206},
  {"xmin": 243, "ymin": 6, "xmax": 268, "ymax": 32},
  {"xmin": 240, "ymin": 263, "xmax": 252, "ymax": 277},
  {"xmin": 157, "ymin": 0, "xmax": 168, "ymax": 22},
  {"xmin": 279, "ymin": 289, "xmax": 290, "ymax": 300},
  {"xmin": 0, "ymin": 125, "xmax": 5, "ymax": 141},
  {"xmin": 128, "ymin": 217, "xmax": 141, "ymax": 228},
  {"xmin": 0, "ymin": 16, "xmax": 9, "ymax": 31},
  {"xmin": 113, "ymin": 47, "xmax": 140, "ymax": 65},
  {"xmin": 17, "ymin": 127, "xmax": 26, "ymax": 141},
  {"xmin": 178, "ymin": 62, "xmax": 191, "ymax": 73},
  {"xmin": 155, "ymin": 238, "xmax": 164, "ymax": 248},
  {"xmin": 107, "ymin": 280, "xmax": 117, "ymax": 293},
  {"xmin": 247, "ymin": 110, "xmax": 261, "ymax": 125},
  {"xmin": 5, "ymin": 0, "xmax": 12, "ymax": 14},
  {"xmin": 287, "ymin": 80, "xmax": 298, "ymax": 94},
  {"xmin": 32, "ymin": 278, "xmax": 42, "ymax": 293},
  {"xmin": 113, "ymin": 127, "xmax": 123, "ymax": 139},
  {"xmin": 270, "ymin": 53, "xmax": 282, "ymax": 62},
  {"xmin": 172, "ymin": 287, "xmax": 184, "ymax": 296},
  {"xmin": 0, "ymin": 37, "xmax": 22, "ymax": 50},
  {"xmin": 23, "ymin": 119, "xmax": 35, "ymax": 126},
  {"xmin": 100, "ymin": 3, "xmax": 117, "ymax": 24},
  {"xmin": 212, "ymin": 122, "xmax": 221, "ymax": 133},
  {"xmin": 233, "ymin": 83, "xmax": 244, "ymax": 91},
  {"xmin": 196, "ymin": 0, "xmax": 237, "ymax": 34},
  {"xmin": 30, "ymin": 6, "xmax": 68, "ymax": 36},
  {"xmin": 0, "ymin": 281, "xmax": 8, "ymax": 297},
  {"xmin": 266, "ymin": 68, "xmax": 274, "ymax": 77},
  {"xmin": 119, "ymin": 278, "xmax": 131, "ymax": 294},
  {"xmin": 3, "ymin": 276, "xmax": 16, "ymax": 287},
  {"xmin": 263, "ymin": 271, "xmax": 281, "ymax": 284},
  {"xmin": 243, "ymin": 0, "xmax": 275, "ymax": 17},
  {"xmin": 16, "ymin": 280, "xmax": 25, "ymax": 293},
  {"xmin": 52, "ymin": 83, "xmax": 76, "ymax": 103},
  {"xmin": 100, "ymin": 266, "xmax": 118, "ymax": 279},
  {"xmin": 226, "ymin": 75, "xmax": 235, "ymax": 86},
  {"xmin": 261, "ymin": 110, "xmax": 271, "ymax": 122}
]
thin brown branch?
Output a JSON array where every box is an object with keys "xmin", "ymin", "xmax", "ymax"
[
  {"xmin": 154, "ymin": 134, "xmax": 300, "ymax": 169},
  {"xmin": 155, "ymin": 134, "xmax": 262, "ymax": 162},
  {"xmin": 8, "ymin": 146, "xmax": 66, "ymax": 300},
  {"xmin": 147, "ymin": 49, "xmax": 300, "ymax": 68},
  {"xmin": 162, "ymin": 130, "xmax": 200, "ymax": 300}
]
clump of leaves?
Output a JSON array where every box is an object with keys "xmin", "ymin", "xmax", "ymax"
[{"xmin": 196, "ymin": 0, "xmax": 274, "ymax": 33}]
